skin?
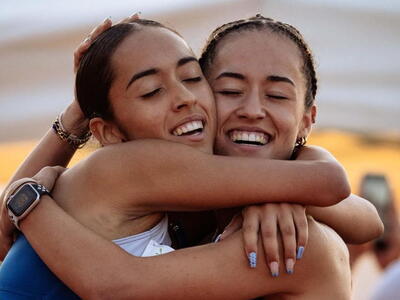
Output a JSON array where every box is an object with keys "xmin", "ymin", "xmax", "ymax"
[
  {"xmin": 211, "ymin": 30, "xmax": 313, "ymax": 160},
  {"xmin": 207, "ymin": 29, "xmax": 382, "ymax": 270},
  {"xmin": 0, "ymin": 20, "xmax": 382, "ymax": 299}
]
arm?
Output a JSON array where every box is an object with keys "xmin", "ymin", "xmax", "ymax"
[
  {"xmin": 81, "ymin": 140, "xmax": 350, "ymax": 212},
  {"xmin": 295, "ymin": 146, "xmax": 383, "ymax": 243},
  {"xmin": 307, "ymin": 195, "xmax": 383, "ymax": 243},
  {"xmin": 0, "ymin": 101, "xmax": 86, "ymax": 259},
  {"xmin": 20, "ymin": 196, "xmax": 350, "ymax": 299}
]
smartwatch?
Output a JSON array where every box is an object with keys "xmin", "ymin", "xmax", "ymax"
[{"xmin": 6, "ymin": 182, "xmax": 50, "ymax": 230}]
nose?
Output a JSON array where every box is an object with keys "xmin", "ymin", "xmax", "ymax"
[
  {"xmin": 236, "ymin": 89, "xmax": 266, "ymax": 120},
  {"xmin": 171, "ymin": 82, "xmax": 197, "ymax": 111}
]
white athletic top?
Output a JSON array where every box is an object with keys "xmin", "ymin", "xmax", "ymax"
[{"xmin": 112, "ymin": 215, "xmax": 174, "ymax": 257}]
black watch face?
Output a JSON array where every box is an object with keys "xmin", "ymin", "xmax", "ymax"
[{"xmin": 8, "ymin": 185, "xmax": 39, "ymax": 217}]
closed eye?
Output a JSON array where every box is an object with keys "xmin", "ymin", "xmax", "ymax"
[
  {"xmin": 183, "ymin": 77, "xmax": 202, "ymax": 83},
  {"xmin": 141, "ymin": 88, "xmax": 161, "ymax": 99},
  {"xmin": 267, "ymin": 94, "xmax": 288, "ymax": 100},
  {"xmin": 217, "ymin": 90, "xmax": 242, "ymax": 96}
]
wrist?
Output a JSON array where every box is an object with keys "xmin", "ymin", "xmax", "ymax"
[
  {"xmin": 53, "ymin": 112, "xmax": 91, "ymax": 149},
  {"xmin": 19, "ymin": 195, "xmax": 52, "ymax": 232},
  {"xmin": 61, "ymin": 102, "xmax": 89, "ymax": 136},
  {"xmin": 6, "ymin": 181, "xmax": 50, "ymax": 230}
]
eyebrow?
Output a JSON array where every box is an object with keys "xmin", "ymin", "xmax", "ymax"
[
  {"xmin": 126, "ymin": 56, "xmax": 198, "ymax": 90},
  {"xmin": 215, "ymin": 72, "xmax": 245, "ymax": 80},
  {"xmin": 177, "ymin": 56, "xmax": 198, "ymax": 67},
  {"xmin": 215, "ymin": 72, "xmax": 295, "ymax": 87},
  {"xmin": 126, "ymin": 68, "xmax": 158, "ymax": 89},
  {"xmin": 267, "ymin": 75, "xmax": 295, "ymax": 86}
]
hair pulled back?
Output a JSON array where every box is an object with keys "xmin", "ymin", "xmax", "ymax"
[
  {"xmin": 76, "ymin": 19, "xmax": 173, "ymax": 120},
  {"xmin": 199, "ymin": 14, "xmax": 317, "ymax": 108}
]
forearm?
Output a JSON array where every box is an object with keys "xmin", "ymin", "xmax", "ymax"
[
  {"xmin": 20, "ymin": 196, "xmax": 340, "ymax": 299},
  {"xmin": 10, "ymin": 129, "xmax": 75, "ymax": 180},
  {"xmin": 94, "ymin": 140, "xmax": 350, "ymax": 211},
  {"xmin": 306, "ymin": 194, "xmax": 384, "ymax": 244}
]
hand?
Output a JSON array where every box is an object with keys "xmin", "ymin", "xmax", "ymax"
[
  {"xmin": 32, "ymin": 166, "xmax": 66, "ymax": 192},
  {"xmin": 73, "ymin": 12, "xmax": 140, "ymax": 73},
  {"xmin": 0, "ymin": 193, "xmax": 16, "ymax": 260},
  {"xmin": 220, "ymin": 203, "xmax": 308, "ymax": 276},
  {"xmin": 66, "ymin": 13, "xmax": 140, "ymax": 134}
]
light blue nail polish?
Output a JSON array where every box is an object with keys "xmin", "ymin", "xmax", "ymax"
[
  {"xmin": 272, "ymin": 272, "xmax": 279, "ymax": 277},
  {"xmin": 248, "ymin": 252, "xmax": 257, "ymax": 268},
  {"xmin": 297, "ymin": 246, "xmax": 304, "ymax": 259}
]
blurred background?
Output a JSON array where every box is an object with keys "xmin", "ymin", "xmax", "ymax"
[{"xmin": 0, "ymin": 0, "xmax": 399, "ymax": 298}]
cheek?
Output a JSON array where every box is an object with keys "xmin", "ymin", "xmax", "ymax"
[
  {"xmin": 272, "ymin": 104, "xmax": 301, "ymax": 140},
  {"xmin": 118, "ymin": 103, "xmax": 166, "ymax": 139},
  {"xmin": 215, "ymin": 96, "xmax": 236, "ymax": 126}
]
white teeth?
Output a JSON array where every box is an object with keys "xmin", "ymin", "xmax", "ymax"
[
  {"xmin": 249, "ymin": 133, "xmax": 256, "ymax": 142},
  {"xmin": 173, "ymin": 120, "xmax": 203, "ymax": 136},
  {"xmin": 229, "ymin": 130, "xmax": 269, "ymax": 145}
]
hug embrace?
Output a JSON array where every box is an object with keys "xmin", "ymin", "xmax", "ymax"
[{"xmin": 0, "ymin": 13, "xmax": 383, "ymax": 299}]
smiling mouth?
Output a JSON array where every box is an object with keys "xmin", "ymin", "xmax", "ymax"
[
  {"xmin": 173, "ymin": 120, "xmax": 204, "ymax": 136},
  {"xmin": 229, "ymin": 130, "xmax": 270, "ymax": 146}
]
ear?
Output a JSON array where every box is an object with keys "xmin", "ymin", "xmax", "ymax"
[
  {"xmin": 89, "ymin": 117, "xmax": 126, "ymax": 146},
  {"xmin": 298, "ymin": 105, "xmax": 317, "ymax": 139}
]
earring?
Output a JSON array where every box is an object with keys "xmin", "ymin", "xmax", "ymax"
[{"xmin": 295, "ymin": 136, "xmax": 307, "ymax": 148}]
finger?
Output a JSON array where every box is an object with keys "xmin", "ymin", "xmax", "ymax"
[
  {"xmin": 88, "ymin": 17, "xmax": 112, "ymax": 40},
  {"xmin": 128, "ymin": 12, "xmax": 141, "ymax": 21},
  {"xmin": 260, "ymin": 213, "xmax": 279, "ymax": 277},
  {"xmin": 277, "ymin": 206, "xmax": 297, "ymax": 275},
  {"xmin": 0, "ymin": 238, "xmax": 12, "ymax": 260},
  {"xmin": 220, "ymin": 213, "xmax": 242, "ymax": 240},
  {"xmin": 74, "ymin": 18, "xmax": 112, "ymax": 72},
  {"xmin": 241, "ymin": 207, "xmax": 260, "ymax": 268},
  {"xmin": 51, "ymin": 166, "xmax": 67, "ymax": 176},
  {"xmin": 293, "ymin": 206, "xmax": 308, "ymax": 259},
  {"xmin": 32, "ymin": 166, "xmax": 65, "ymax": 190},
  {"xmin": 117, "ymin": 12, "xmax": 141, "ymax": 25}
]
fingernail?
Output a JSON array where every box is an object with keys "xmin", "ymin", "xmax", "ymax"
[
  {"xmin": 286, "ymin": 258, "xmax": 294, "ymax": 274},
  {"xmin": 103, "ymin": 17, "xmax": 110, "ymax": 23},
  {"xmin": 269, "ymin": 261, "xmax": 279, "ymax": 277},
  {"xmin": 297, "ymin": 246, "xmax": 304, "ymax": 259},
  {"xmin": 248, "ymin": 252, "xmax": 257, "ymax": 268}
]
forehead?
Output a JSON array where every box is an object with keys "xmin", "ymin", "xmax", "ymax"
[
  {"xmin": 210, "ymin": 29, "xmax": 303, "ymax": 80},
  {"xmin": 112, "ymin": 26, "xmax": 194, "ymax": 72}
]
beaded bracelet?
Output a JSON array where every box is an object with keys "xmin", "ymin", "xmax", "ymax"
[{"xmin": 52, "ymin": 114, "xmax": 91, "ymax": 149}]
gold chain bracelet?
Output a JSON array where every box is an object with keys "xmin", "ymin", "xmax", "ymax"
[{"xmin": 52, "ymin": 114, "xmax": 91, "ymax": 149}]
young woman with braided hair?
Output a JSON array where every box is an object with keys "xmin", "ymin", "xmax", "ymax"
[{"xmin": 0, "ymin": 15, "xmax": 381, "ymax": 299}]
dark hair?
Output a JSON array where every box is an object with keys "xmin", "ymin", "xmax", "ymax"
[
  {"xmin": 199, "ymin": 14, "xmax": 317, "ymax": 108},
  {"xmin": 76, "ymin": 19, "xmax": 175, "ymax": 120}
]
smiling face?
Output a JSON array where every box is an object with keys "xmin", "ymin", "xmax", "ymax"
[
  {"xmin": 105, "ymin": 26, "xmax": 216, "ymax": 153},
  {"xmin": 207, "ymin": 29, "xmax": 314, "ymax": 159}
]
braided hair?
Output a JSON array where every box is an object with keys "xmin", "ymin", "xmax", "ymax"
[{"xmin": 199, "ymin": 14, "xmax": 317, "ymax": 109}]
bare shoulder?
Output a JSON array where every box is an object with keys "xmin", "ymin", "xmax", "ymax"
[{"xmin": 293, "ymin": 217, "xmax": 351, "ymax": 299}]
